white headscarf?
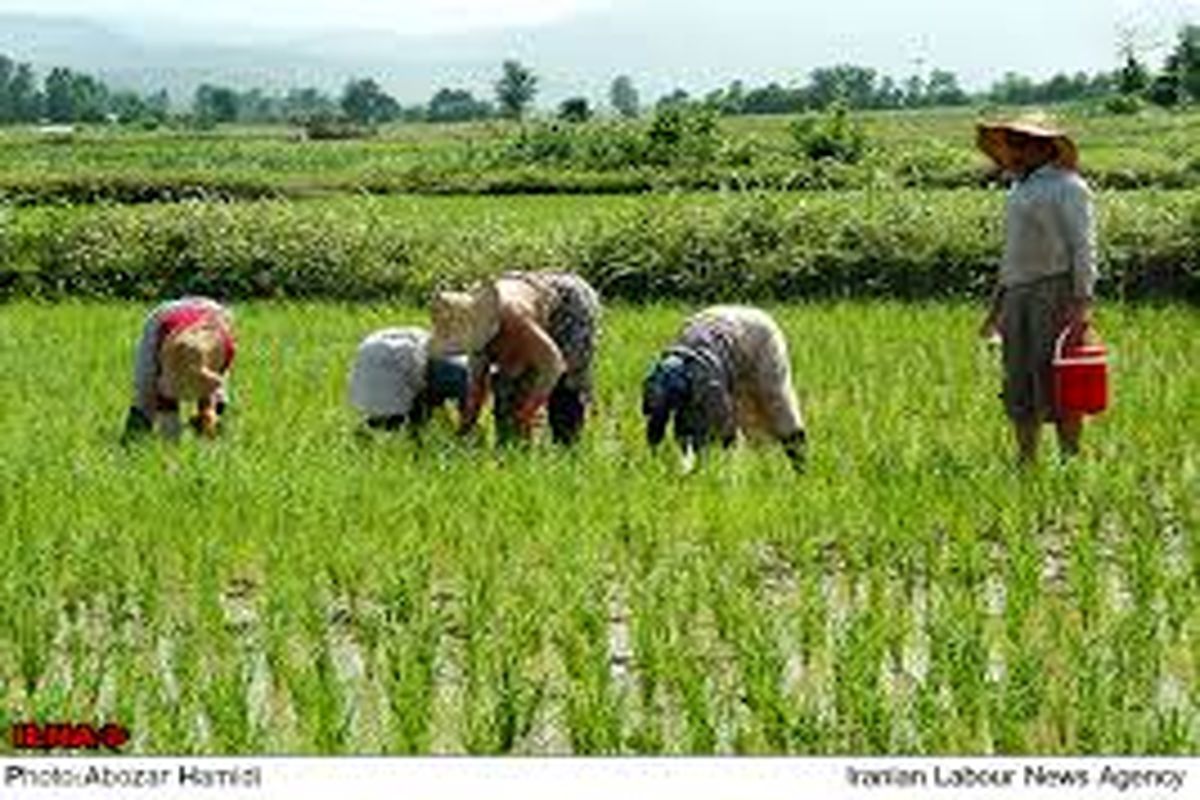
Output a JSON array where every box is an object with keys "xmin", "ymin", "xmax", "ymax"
[{"xmin": 349, "ymin": 328, "xmax": 431, "ymax": 417}]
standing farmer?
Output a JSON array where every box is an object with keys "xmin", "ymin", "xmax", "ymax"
[
  {"xmin": 430, "ymin": 271, "xmax": 601, "ymax": 444},
  {"xmin": 642, "ymin": 305, "xmax": 807, "ymax": 471},
  {"xmin": 123, "ymin": 296, "xmax": 236, "ymax": 441},
  {"xmin": 976, "ymin": 116, "xmax": 1098, "ymax": 464}
]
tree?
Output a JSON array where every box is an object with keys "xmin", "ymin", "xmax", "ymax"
[
  {"xmin": 340, "ymin": 78, "xmax": 399, "ymax": 125},
  {"xmin": 0, "ymin": 55, "xmax": 13, "ymax": 123},
  {"xmin": 808, "ymin": 65, "xmax": 878, "ymax": 109},
  {"xmin": 1146, "ymin": 26, "xmax": 1200, "ymax": 108},
  {"xmin": 557, "ymin": 97, "xmax": 591, "ymax": 122},
  {"xmin": 903, "ymin": 74, "xmax": 925, "ymax": 107},
  {"xmin": 874, "ymin": 76, "xmax": 903, "ymax": 109},
  {"xmin": 656, "ymin": 88, "xmax": 691, "ymax": 109},
  {"xmin": 109, "ymin": 88, "xmax": 170, "ymax": 127},
  {"xmin": 427, "ymin": 88, "xmax": 491, "ymax": 123},
  {"xmin": 609, "ymin": 74, "xmax": 639, "ymax": 118},
  {"xmin": 44, "ymin": 67, "xmax": 75, "ymax": 122},
  {"xmin": 10, "ymin": 62, "xmax": 40, "ymax": 121},
  {"xmin": 495, "ymin": 60, "xmax": 537, "ymax": 119},
  {"xmin": 1118, "ymin": 52, "xmax": 1150, "ymax": 96},
  {"xmin": 238, "ymin": 88, "xmax": 280, "ymax": 123},
  {"xmin": 1148, "ymin": 73, "xmax": 1181, "ymax": 106},
  {"xmin": 989, "ymin": 72, "xmax": 1036, "ymax": 105},
  {"xmin": 109, "ymin": 90, "xmax": 147, "ymax": 124},
  {"xmin": 1172, "ymin": 24, "xmax": 1200, "ymax": 101},
  {"xmin": 194, "ymin": 84, "xmax": 239, "ymax": 124},
  {"xmin": 282, "ymin": 87, "xmax": 336, "ymax": 123},
  {"xmin": 0, "ymin": 56, "xmax": 47, "ymax": 122},
  {"xmin": 925, "ymin": 70, "xmax": 968, "ymax": 106},
  {"xmin": 69, "ymin": 72, "xmax": 109, "ymax": 122},
  {"xmin": 145, "ymin": 89, "xmax": 170, "ymax": 122},
  {"xmin": 713, "ymin": 80, "xmax": 746, "ymax": 115},
  {"xmin": 742, "ymin": 82, "xmax": 804, "ymax": 115}
]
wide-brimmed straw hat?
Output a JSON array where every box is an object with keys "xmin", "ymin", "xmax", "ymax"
[
  {"xmin": 976, "ymin": 114, "xmax": 1078, "ymax": 172},
  {"xmin": 158, "ymin": 319, "xmax": 227, "ymax": 401}
]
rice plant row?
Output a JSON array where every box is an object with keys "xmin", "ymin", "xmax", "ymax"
[{"xmin": 0, "ymin": 302, "xmax": 1195, "ymax": 754}]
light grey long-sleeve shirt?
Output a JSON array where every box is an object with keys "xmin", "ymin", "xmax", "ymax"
[{"xmin": 999, "ymin": 165, "xmax": 1099, "ymax": 299}]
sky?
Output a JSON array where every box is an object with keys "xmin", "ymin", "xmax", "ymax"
[
  {"xmin": 7, "ymin": 0, "xmax": 1197, "ymax": 38},
  {"xmin": 2, "ymin": 0, "xmax": 613, "ymax": 36},
  {"xmin": 2, "ymin": 0, "xmax": 1198, "ymax": 99}
]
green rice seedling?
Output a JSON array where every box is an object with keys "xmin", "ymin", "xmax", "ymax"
[
  {"xmin": 925, "ymin": 568, "xmax": 989, "ymax": 749},
  {"xmin": 0, "ymin": 301, "xmax": 1195, "ymax": 755},
  {"xmin": 381, "ymin": 596, "xmax": 439, "ymax": 754},
  {"xmin": 552, "ymin": 566, "xmax": 623, "ymax": 754},
  {"xmin": 831, "ymin": 608, "xmax": 891, "ymax": 753},
  {"xmin": 284, "ymin": 627, "xmax": 351, "ymax": 754},
  {"xmin": 710, "ymin": 560, "xmax": 794, "ymax": 753},
  {"xmin": 664, "ymin": 616, "xmax": 720, "ymax": 754},
  {"xmin": 623, "ymin": 568, "xmax": 668, "ymax": 753}
]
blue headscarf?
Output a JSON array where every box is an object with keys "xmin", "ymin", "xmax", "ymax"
[
  {"xmin": 427, "ymin": 354, "xmax": 469, "ymax": 410},
  {"xmin": 642, "ymin": 352, "xmax": 691, "ymax": 446}
]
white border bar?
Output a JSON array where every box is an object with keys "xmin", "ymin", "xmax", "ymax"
[{"xmin": 1, "ymin": 757, "xmax": 1194, "ymax": 800}]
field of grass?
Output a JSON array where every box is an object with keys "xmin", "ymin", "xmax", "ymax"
[
  {"xmin": 2, "ymin": 106, "xmax": 1199, "ymax": 203},
  {"xmin": 0, "ymin": 302, "xmax": 1196, "ymax": 754}
]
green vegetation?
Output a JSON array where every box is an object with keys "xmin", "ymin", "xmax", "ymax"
[
  {"xmin": 0, "ymin": 303, "xmax": 1194, "ymax": 754},
  {"xmin": 2, "ymin": 190, "xmax": 1196, "ymax": 303},
  {"xmin": 1, "ymin": 106, "xmax": 1199, "ymax": 205},
  {"xmin": 4, "ymin": 24, "xmax": 1199, "ymax": 127},
  {"xmin": 1, "ymin": 54, "xmax": 1197, "ymax": 756}
]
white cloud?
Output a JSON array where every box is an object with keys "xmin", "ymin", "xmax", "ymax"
[{"xmin": 6, "ymin": 0, "xmax": 611, "ymax": 35}]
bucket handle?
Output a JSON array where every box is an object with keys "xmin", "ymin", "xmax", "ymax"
[
  {"xmin": 1053, "ymin": 320, "xmax": 1090, "ymax": 362},
  {"xmin": 1053, "ymin": 327, "xmax": 1072, "ymax": 362},
  {"xmin": 1054, "ymin": 322, "xmax": 1108, "ymax": 366}
]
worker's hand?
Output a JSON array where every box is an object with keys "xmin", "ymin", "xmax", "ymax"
[
  {"xmin": 190, "ymin": 406, "xmax": 219, "ymax": 438},
  {"xmin": 121, "ymin": 406, "xmax": 153, "ymax": 444},
  {"xmin": 679, "ymin": 446, "xmax": 698, "ymax": 475},
  {"xmin": 1062, "ymin": 298, "xmax": 1093, "ymax": 345},
  {"xmin": 978, "ymin": 312, "xmax": 1001, "ymax": 340},
  {"xmin": 515, "ymin": 391, "xmax": 550, "ymax": 435},
  {"xmin": 457, "ymin": 385, "xmax": 485, "ymax": 435}
]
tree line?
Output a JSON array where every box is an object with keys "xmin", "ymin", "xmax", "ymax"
[{"xmin": 0, "ymin": 25, "xmax": 1196, "ymax": 127}]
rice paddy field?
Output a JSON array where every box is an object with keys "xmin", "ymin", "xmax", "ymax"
[
  {"xmin": 0, "ymin": 302, "xmax": 1196, "ymax": 754},
  {"xmin": 0, "ymin": 102, "xmax": 1198, "ymax": 756}
]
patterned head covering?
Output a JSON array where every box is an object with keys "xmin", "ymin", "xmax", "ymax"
[
  {"xmin": 429, "ymin": 282, "xmax": 501, "ymax": 356},
  {"xmin": 158, "ymin": 319, "xmax": 228, "ymax": 402},
  {"xmin": 642, "ymin": 352, "xmax": 692, "ymax": 446},
  {"xmin": 426, "ymin": 354, "xmax": 469, "ymax": 410}
]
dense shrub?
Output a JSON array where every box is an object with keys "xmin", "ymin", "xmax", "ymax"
[
  {"xmin": 789, "ymin": 104, "xmax": 869, "ymax": 164},
  {"xmin": 1104, "ymin": 94, "xmax": 1145, "ymax": 116},
  {"xmin": 1, "ymin": 191, "xmax": 1196, "ymax": 303},
  {"xmin": 303, "ymin": 116, "xmax": 376, "ymax": 141},
  {"xmin": 497, "ymin": 105, "xmax": 726, "ymax": 171}
]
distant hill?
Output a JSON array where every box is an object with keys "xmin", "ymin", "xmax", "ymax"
[
  {"xmin": 0, "ymin": 14, "xmax": 352, "ymax": 103},
  {"xmin": 0, "ymin": 12, "xmax": 628, "ymax": 107},
  {"xmin": 0, "ymin": 3, "xmax": 1126, "ymax": 109}
]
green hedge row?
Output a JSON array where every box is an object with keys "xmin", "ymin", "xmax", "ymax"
[
  {"xmin": 2, "ymin": 191, "xmax": 1197, "ymax": 303},
  {"xmin": 2, "ymin": 158, "xmax": 1199, "ymax": 207}
]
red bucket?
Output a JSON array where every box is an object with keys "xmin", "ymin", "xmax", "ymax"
[{"xmin": 1053, "ymin": 328, "xmax": 1109, "ymax": 416}]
